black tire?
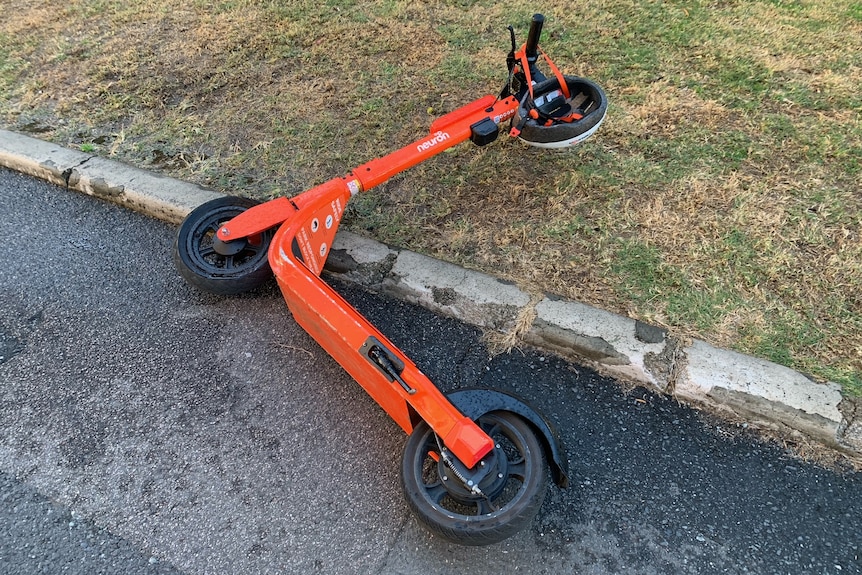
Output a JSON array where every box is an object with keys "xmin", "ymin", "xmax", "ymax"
[
  {"xmin": 173, "ymin": 196, "xmax": 275, "ymax": 295},
  {"xmin": 401, "ymin": 411, "xmax": 548, "ymax": 546}
]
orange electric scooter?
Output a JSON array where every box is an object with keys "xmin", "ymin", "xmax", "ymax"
[{"xmin": 174, "ymin": 14, "xmax": 606, "ymax": 545}]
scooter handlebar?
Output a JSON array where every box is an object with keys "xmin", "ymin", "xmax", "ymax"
[{"xmin": 525, "ymin": 13, "xmax": 544, "ymax": 59}]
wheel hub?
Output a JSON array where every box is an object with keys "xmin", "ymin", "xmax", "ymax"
[
  {"xmin": 212, "ymin": 236, "xmax": 247, "ymax": 256},
  {"xmin": 437, "ymin": 443, "xmax": 509, "ymax": 505}
]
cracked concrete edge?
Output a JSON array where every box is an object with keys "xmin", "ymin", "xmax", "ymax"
[
  {"xmin": 3, "ymin": 129, "xmax": 859, "ymax": 461},
  {"xmin": 338, "ymin": 233, "xmax": 860, "ymax": 460}
]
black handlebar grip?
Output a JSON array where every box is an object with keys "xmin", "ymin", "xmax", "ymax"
[{"xmin": 525, "ymin": 13, "xmax": 544, "ymax": 59}]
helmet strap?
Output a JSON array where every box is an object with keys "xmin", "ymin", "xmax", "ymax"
[
  {"xmin": 509, "ymin": 43, "xmax": 582, "ymax": 137},
  {"xmin": 539, "ymin": 47, "xmax": 571, "ymax": 100}
]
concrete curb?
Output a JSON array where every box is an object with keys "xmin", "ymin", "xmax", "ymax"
[
  {"xmin": 2, "ymin": 129, "xmax": 859, "ymax": 461},
  {"xmin": 0, "ymin": 130, "xmax": 221, "ymax": 224}
]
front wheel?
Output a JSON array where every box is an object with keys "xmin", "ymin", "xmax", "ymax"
[
  {"xmin": 173, "ymin": 196, "xmax": 275, "ymax": 295},
  {"xmin": 400, "ymin": 411, "xmax": 548, "ymax": 546}
]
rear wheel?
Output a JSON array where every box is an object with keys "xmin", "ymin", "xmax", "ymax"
[
  {"xmin": 400, "ymin": 411, "xmax": 548, "ymax": 545},
  {"xmin": 173, "ymin": 196, "xmax": 274, "ymax": 295}
]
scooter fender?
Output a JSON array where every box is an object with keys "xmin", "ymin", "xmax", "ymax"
[{"xmin": 446, "ymin": 388, "xmax": 570, "ymax": 488}]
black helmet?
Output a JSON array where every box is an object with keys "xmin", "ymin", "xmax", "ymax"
[{"xmin": 511, "ymin": 75, "xmax": 607, "ymax": 148}]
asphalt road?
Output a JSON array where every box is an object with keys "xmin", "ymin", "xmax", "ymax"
[{"xmin": 1, "ymin": 167, "xmax": 860, "ymax": 574}]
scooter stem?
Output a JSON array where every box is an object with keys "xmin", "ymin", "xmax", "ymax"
[{"xmin": 215, "ymin": 94, "xmax": 520, "ymax": 243}]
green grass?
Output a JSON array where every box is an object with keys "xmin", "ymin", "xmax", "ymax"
[{"xmin": 1, "ymin": 0, "xmax": 860, "ymax": 395}]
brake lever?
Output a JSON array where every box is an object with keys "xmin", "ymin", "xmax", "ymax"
[{"xmin": 501, "ymin": 25, "xmax": 519, "ymax": 99}]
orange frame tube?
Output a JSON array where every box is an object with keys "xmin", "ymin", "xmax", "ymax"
[{"xmin": 217, "ymin": 94, "xmax": 521, "ymax": 468}]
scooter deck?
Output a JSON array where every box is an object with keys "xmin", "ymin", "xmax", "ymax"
[{"xmin": 268, "ymin": 182, "xmax": 495, "ymax": 468}]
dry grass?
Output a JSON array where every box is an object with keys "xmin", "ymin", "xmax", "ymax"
[{"xmin": 1, "ymin": 0, "xmax": 860, "ymax": 393}]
